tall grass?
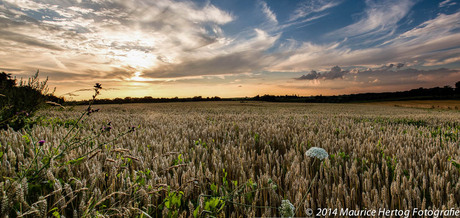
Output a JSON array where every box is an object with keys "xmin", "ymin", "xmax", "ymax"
[{"xmin": 0, "ymin": 102, "xmax": 459, "ymax": 217}]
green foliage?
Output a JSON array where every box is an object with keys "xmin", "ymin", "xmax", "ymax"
[
  {"xmin": 194, "ymin": 138, "xmax": 207, "ymax": 148},
  {"xmin": 135, "ymin": 169, "xmax": 151, "ymax": 186},
  {"xmin": 354, "ymin": 116, "xmax": 428, "ymax": 128},
  {"xmin": 253, "ymin": 133, "xmax": 260, "ymax": 145},
  {"xmin": 391, "ymin": 118, "xmax": 427, "ymax": 127},
  {"xmin": 38, "ymin": 117, "xmax": 80, "ymax": 128},
  {"xmin": 163, "ymin": 186, "xmax": 184, "ymax": 217},
  {"xmin": 22, "ymin": 134, "xmax": 31, "ymax": 144},
  {"xmin": 431, "ymin": 126, "xmax": 458, "ymax": 142},
  {"xmin": 376, "ymin": 140, "xmax": 398, "ymax": 181},
  {"xmin": 172, "ymin": 154, "xmax": 184, "ymax": 165},
  {"xmin": 192, "ymin": 169, "xmax": 278, "ymax": 217},
  {"xmin": 448, "ymin": 157, "xmax": 460, "ymax": 171},
  {"xmin": 338, "ymin": 151, "xmax": 349, "ymax": 160},
  {"xmin": 50, "ymin": 207, "xmax": 61, "ymax": 218}
]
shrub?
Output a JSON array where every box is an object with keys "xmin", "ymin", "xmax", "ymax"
[{"xmin": 0, "ymin": 71, "xmax": 60, "ymax": 130}]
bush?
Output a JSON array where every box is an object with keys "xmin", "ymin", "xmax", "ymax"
[{"xmin": 0, "ymin": 70, "xmax": 58, "ymax": 130}]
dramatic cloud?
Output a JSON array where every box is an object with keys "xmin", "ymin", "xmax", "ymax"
[
  {"xmin": 0, "ymin": 0, "xmax": 236, "ymax": 80},
  {"xmin": 0, "ymin": 0, "xmax": 458, "ymax": 99}
]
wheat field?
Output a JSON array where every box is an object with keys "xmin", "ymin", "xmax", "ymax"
[{"xmin": 0, "ymin": 102, "xmax": 459, "ymax": 217}]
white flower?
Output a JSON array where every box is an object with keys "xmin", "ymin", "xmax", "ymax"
[
  {"xmin": 305, "ymin": 147, "xmax": 329, "ymax": 160},
  {"xmin": 279, "ymin": 199, "xmax": 295, "ymax": 218}
]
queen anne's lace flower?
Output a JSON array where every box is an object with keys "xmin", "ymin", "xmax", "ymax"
[
  {"xmin": 279, "ymin": 199, "xmax": 295, "ymax": 218},
  {"xmin": 305, "ymin": 147, "xmax": 329, "ymax": 160}
]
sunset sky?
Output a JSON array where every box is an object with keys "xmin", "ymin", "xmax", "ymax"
[{"xmin": 1, "ymin": 0, "xmax": 460, "ymax": 100}]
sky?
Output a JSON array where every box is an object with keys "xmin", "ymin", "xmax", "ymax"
[{"xmin": 0, "ymin": 0, "xmax": 460, "ymax": 100}]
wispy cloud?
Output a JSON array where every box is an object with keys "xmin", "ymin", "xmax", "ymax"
[
  {"xmin": 328, "ymin": 0, "xmax": 414, "ymax": 38},
  {"xmin": 259, "ymin": 1, "xmax": 277, "ymax": 24},
  {"xmin": 289, "ymin": 0, "xmax": 341, "ymax": 22},
  {"xmin": 391, "ymin": 12, "xmax": 460, "ymax": 42},
  {"xmin": 274, "ymin": 10, "xmax": 460, "ymax": 71},
  {"xmin": 145, "ymin": 28, "xmax": 280, "ymax": 78},
  {"xmin": 439, "ymin": 0, "xmax": 457, "ymax": 8}
]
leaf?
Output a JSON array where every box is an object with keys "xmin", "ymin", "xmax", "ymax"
[
  {"xmin": 193, "ymin": 206, "xmax": 200, "ymax": 218},
  {"xmin": 451, "ymin": 159, "xmax": 460, "ymax": 169},
  {"xmin": 165, "ymin": 200, "xmax": 170, "ymax": 209},
  {"xmin": 22, "ymin": 135, "xmax": 31, "ymax": 144},
  {"xmin": 49, "ymin": 207, "xmax": 60, "ymax": 218},
  {"xmin": 52, "ymin": 211, "xmax": 60, "ymax": 218},
  {"xmin": 67, "ymin": 156, "xmax": 85, "ymax": 165},
  {"xmin": 210, "ymin": 183, "xmax": 217, "ymax": 194}
]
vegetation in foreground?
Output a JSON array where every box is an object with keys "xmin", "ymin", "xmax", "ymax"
[{"xmin": 0, "ymin": 101, "xmax": 459, "ymax": 216}]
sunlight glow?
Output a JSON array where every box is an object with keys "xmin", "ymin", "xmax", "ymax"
[
  {"xmin": 113, "ymin": 50, "xmax": 157, "ymax": 69},
  {"xmin": 128, "ymin": 71, "xmax": 150, "ymax": 82}
]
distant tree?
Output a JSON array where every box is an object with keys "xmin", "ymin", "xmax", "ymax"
[
  {"xmin": 192, "ymin": 96, "xmax": 203, "ymax": 101},
  {"xmin": 456, "ymin": 81, "xmax": 460, "ymax": 93}
]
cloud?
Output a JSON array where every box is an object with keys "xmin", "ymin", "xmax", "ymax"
[
  {"xmin": 289, "ymin": 0, "xmax": 341, "ymax": 22},
  {"xmin": 376, "ymin": 63, "xmax": 405, "ymax": 70},
  {"xmin": 259, "ymin": 1, "xmax": 277, "ymax": 24},
  {"xmin": 328, "ymin": 0, "xmax": 414, "ymax": 38},
  {"xmin": 0, "ymin": 0, "xmax": 236, "ymax": 81},
  {"xmin": 0, "ymin": 0, "xmax": 459, "ymax": 99},
  {"xmin": 145, "ymin": 29, "xmax": 281, "ymax": 78},
  {"xmin": 273, "ymin": 10, "xmax": 460, "ymax": 71},
  {"xmin": 439, "ymin": 0, "xmax": 457, "ymax": 8},
  {"xmin": 145, "ymin": 51, "xmax": 268, "ymax": 78},
  {"xmin": 290, "ymin": 66, "xmax": 460, "ymax": 94},
  {"xmin": 296, "ymin": 66, "xmax": 349, "ymax": 80},
  {"xmin": 393, "ymin": 12, "xmax": 460, "ymax": 42},
  {"xmin": 354, "ymin": 67, "xmax": 460, "ymax": 86},
  {"xmin": 0, "ymin": 29, "xmax": 63, "ymax": 51}
]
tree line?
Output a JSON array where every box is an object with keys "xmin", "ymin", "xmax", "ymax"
[{"xmin": 70, "ymin": 81, "xmax": 460, "ymax": 104}]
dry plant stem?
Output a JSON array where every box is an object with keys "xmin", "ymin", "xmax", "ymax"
[{"xmin": 295, "ymin": 158, "xmax": 318, "ymax": 215}]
